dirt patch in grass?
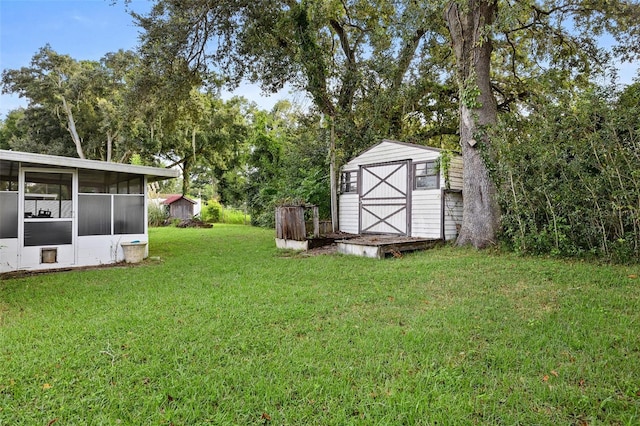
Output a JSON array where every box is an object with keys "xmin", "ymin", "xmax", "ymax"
[
  {"xmin": 175, "ymin": 218, "xmax": 213, "ymax": 228},
  {"xmin": 302, "ymin": 244, "xmax": 338, "ymax": 256}
]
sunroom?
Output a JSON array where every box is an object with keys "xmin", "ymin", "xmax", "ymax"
[{"xmin": 0, "ymin": 150, "xmax": 179, "ymax": 273}]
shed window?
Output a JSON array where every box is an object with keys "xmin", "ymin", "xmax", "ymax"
[
  {"xmin": 414, "ymin": 161, "xmax": 439, "ymax": 190},
  {"xmin": 341, "ymin": 171, "xmax": 358, "ymax": 193}
]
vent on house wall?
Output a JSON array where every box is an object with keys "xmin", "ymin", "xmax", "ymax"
[{"xmin": 41, "ymin": 248, "xmax": 58, "ymax": 264}]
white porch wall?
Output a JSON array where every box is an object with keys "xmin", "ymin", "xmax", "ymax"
[
  {"xmin": 77, "ymin": 234, "xmax": 148, "ymax": 267},
  {"xmin": 0, "ymin": 239, "xmax": 19, "ymax": 273}
]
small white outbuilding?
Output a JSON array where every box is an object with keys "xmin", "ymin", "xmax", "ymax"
[
  {"xmin": 0, "ymin": 150, "xmax": 179, "ymax": 273},
  {"xmin": 338, "ymin": 139, "xmax": 463, "ymax": 241}
]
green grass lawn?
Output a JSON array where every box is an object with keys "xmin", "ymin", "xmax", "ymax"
[{"xmin": 1, "ymin": 225, "xmax": 639, "ymax": 425}]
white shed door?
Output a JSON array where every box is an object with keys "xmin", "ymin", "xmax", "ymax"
[{"xmin": 359, "ymin": 161, "xmax": 410, "ymax": 235}]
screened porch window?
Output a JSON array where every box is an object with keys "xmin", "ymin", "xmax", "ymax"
[
  {"xmin": 24, "ymin": 172, "xmax": 73, "ymax": 219},
  {"xmin": 0, "ymin": 193, "xmax": 18, "ymax": 239},
  {"xmin": 78, "ymin": 194, "xmax": 112, "ymax": 236},
  {"xmin": 414, "ymin": 161, "xmax": 439, "ymax": 190},
  {"xmin": 78, "ymin": 170, "xmax": 145, "ymax": 236},
  {"xmin": 23, "ymin": 172, "xmax": 73, "ymax": 246},
  {"xmin": 0, "ymin": 163, "xmax": 18, "ymax": 238}
]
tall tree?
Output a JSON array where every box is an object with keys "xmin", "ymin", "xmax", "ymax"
[
  {"xmin": 443, "ymin": 0, "xmax": 640, "ymax": 247},
  {"xmin": 1, "ymin": 46, "xmax": 144, "ymax": 162},
  {"xmin": 2, "ymin": 46, "xmax": 90, "ymax": 158},
  {"xmin": 444, "ymin": 0, "xmax": 500, "ymax": 247},
  {"xmin": 133, "ymin": 0, "xmax": 459, "ymax": 151},
  {"xmin": 0, "ymin": 107, "xmax": 73, "ymax": 156},
  {"xmin": 136, "ymin": 88, "xmax": 250, "ymax": 196},
  {"xmin": 96, "ymin": 50, "xmax": 142, "ymax": 162}
]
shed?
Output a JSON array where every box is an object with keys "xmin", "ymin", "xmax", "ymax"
[
  {"xmin": 338, "ymin": 139, "xmax": 463, "ymax": 241},
  {"xmin": 162, "ymin": 194, "xmax": 196, "ymax": 220},
  {"xmin": 0, "ymin": 150, "xmax": 179, "ymax": 273}
]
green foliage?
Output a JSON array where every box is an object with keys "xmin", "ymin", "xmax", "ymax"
[
  {"xmin": 147, "ymin": 202, "xmax": 169, "ymax": 227},
  {"xmin": 0, "ymin": 107, "xmax": 75, "ymax": 157},
  {"xmin": 1, "ymin": 46, "xmax": 142, "ymax": 161},
  {"xmin": 244, "ymin": 103, "xmax": 332, "ymax": 228},
  {"xmin": 198, "ymin": 200, "xmax": 248, "ymax": 224},
  {"xmin": 200, "ymin": 199, "xmax": 222, "ymax": 223},
  {"xmin": 436, "ymin": 150, "xmax": 453, "ymax": 190},
  {"xmin": 492, "ymin": 82, "xmax": 640, "ymax": 262},
  {"xmin": 220, "ymin": 208, "xmax": 249, "ymax": 225},
  {"xmin": 2, "ymin": 226, "xmax": 640, "ymax": 424},
  {"xmin": 460, "ymin": 74, "xmax": 482, "ymax": 109},
  {"xmin": 129, "ymin": 153, "xmax": 143, "ymax": 165},
  {"xmin": 134, "ymin": 0, "xmax": 463, "ymax": 163}
]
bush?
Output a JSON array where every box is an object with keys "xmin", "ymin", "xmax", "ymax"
[
  {"xmin": 491, "ymin": 83, "xmax": 640, "ymax": 262},
  {"xmin": 200, "ymin": 199, "xmax": 223, "ymax": 223},
  {"xmin": 148, "ymin": 202, "xmax": 168, "ymax": 227},
  {"xmin": 222, "ymin": 208, "xmax": 249, "ymax": 225}
]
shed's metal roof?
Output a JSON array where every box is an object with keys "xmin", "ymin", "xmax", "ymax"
[
  {"xmin": 0, "ymin": 150, "xmax": 179, "ymax": 181},
  {"xmin": 162, "ymin": 194, "xmax": 196, "ymax": 205}
]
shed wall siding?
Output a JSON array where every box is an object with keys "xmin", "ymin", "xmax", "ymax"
[
  {"xmin": 446, "ymin": 156, "xmax": 464, "ymax": 191},
  {"xmin": 169, "ymin": 200, "xmax": 194, "ymax": 220},
  {"xmin": 339, "ymin": 193, "xmax": 359, "ymax": 234},
  {"xmin": 410, "ymin": 191, "xmax": 442, "ymax": 238},
  {"xmin": 444, "ymin": 192, "xmax": 463, "ymax": 241}
]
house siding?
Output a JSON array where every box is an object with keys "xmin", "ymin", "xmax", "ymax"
[{"xmin": 0, "ymin": 239, "xmax": 19, "ymax": 273}]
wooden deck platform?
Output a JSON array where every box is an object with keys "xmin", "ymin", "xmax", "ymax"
[{"xmin": 336, "ymin": 235, "xmax": 441, "ymax": 259}]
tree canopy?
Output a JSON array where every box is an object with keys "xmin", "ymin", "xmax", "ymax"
[{"xmin": 1, "ymin": 46, "xmax": 145, "ymax": 162}]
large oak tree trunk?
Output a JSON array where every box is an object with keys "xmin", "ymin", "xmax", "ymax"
[{"xmin": 445, "ymin": 0, "xmax": 501, "ymax": 248}]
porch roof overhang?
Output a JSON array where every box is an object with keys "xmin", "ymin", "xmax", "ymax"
[{"xmin": 0, "ymin": 150, "xmax": 180, "ymax": 182}]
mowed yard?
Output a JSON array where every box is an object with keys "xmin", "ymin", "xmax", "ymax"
[{"xmin": 1, "ymin": 225, "xmax": 639, "ymax": 425}]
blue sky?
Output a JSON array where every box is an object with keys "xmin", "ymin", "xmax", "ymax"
[{"xmin": 0, "ymin": 0, "xmax": 287, "ymax": 119}]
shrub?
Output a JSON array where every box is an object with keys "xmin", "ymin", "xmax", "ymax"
[
  {"xmin": 148, "ymin": 202, "xmax": 168, "ymax": 227},
  {"xmin": 222, "ymin": 208, "xmax": 249, "ymax": 225},
  {"xmin": 201, "ymin": 199, "xmax": 223, "ymax": 223},
  {"xmin": 491, "ymin": 83, "xmax": 640, "ymax": 262}
]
